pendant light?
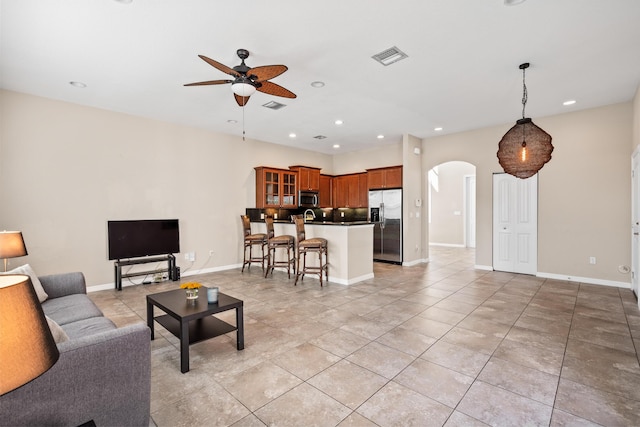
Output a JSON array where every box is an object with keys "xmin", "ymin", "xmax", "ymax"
[{"xmin": 497, "ymin": 63, "xmax": 553, "ymax": 179}]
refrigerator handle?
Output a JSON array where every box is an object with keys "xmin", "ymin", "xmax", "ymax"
[{"xmin": 380, "ymin": 202, "xmax": 385, "ymax": 228}]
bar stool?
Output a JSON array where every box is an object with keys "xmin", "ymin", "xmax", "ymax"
[
  {"xmin": 241, "ymin": 215, "xmax": 267, "ymax": 272},
  {"xmin": 264, "ymin": 216, "xmax": 296, "ymax": 278},
  {"xmin": 293, "ymin": 215, "xmax": 329, "ymax": 286}
]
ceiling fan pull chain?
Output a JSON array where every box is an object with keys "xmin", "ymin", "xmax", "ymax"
[{"xmin": 242, "ymin": 103, "xmax": 246, "ymax": 141}]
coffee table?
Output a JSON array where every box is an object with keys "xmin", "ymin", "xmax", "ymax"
[{"xmin": 146, "ymin": 287, "xmax": 244, "ymax": 373}]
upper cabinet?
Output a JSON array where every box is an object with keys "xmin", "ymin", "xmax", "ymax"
[
  {"xmin": 254, "ymin": 167, "xmax": 297, "ymax": 208},
  {"xmin": 289, "ymin": 166, "xmax": 320, "ymax": 191},
  {"xmin": 333, "ymin": 172, "xmax": 368, "ymax": 208},
  {"xmin": 319, "ymin": 174, "xmax": 333, "ymax": 207},
  {"xmin": 367, "ymin": 166, "xmax": 403, "ymax": 189}
]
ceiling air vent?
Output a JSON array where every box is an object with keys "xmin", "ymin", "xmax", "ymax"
[
  {"xmin": 372, "ymin": 46, "xmax": 408, "ymax": 66},
  {"xmin": 262, "ymin": 101, "xmax": 286, "ymax": 110},
  {"xmin": 313, "ymin": 135, "xmax": 327, "ymax": 140}
]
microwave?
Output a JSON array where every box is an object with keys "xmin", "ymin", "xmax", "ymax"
[{"xmin": 299, "ymin": 191, "xmax": 319, "ymax": 208}]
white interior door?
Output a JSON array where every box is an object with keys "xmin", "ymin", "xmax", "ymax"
[
  {"xmin": 631, "ymin": 149, "xmax": 640, "ymax": 299},
  {"xmin": 493, "ymin": 173, "xmax": 538, "ymax": 275}
]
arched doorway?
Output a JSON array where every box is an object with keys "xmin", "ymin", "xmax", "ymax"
[{"xmin": 427, "ymin": 161, "xmax": 476, "ymax": 248}]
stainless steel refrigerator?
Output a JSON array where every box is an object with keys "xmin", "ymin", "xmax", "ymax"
[{"xmin": 369, "ymin": 189, "xmax": 402, "ymax": 264}]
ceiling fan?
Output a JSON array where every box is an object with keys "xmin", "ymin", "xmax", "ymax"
[{"xmin": 184, "ymin": 49, "xmax": 296, "ymax": 107}]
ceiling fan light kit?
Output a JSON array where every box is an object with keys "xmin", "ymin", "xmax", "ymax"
[
  {"xmin": 497, "ymin": 62, "xmax": 553, "ymax": 179},
  {"xmin": 185, "ymin": 48, "xmax": 296, "ymax": 107}
]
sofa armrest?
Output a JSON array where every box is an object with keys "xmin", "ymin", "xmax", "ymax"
[
  {"xmin": 39, "ymin": 272, "xmax": 86, "ymax": 298},
  {"xmin": 0, "ymin": 323, "xmax": 151, "ymax": 427}
]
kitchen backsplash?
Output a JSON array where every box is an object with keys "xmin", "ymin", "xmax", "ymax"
[{"xmin": 245, "ymin": 207, "xmax": 368, "ymax": 223}]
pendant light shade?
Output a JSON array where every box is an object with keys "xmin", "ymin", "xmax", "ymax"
[{"xmin": 497, "ymin": 63, "xmax": 553, "ymax": 179}]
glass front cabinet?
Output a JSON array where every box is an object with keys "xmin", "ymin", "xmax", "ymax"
[{"xmin": 255, "ymin": 167, "xmax": 297, "ymax": 208}]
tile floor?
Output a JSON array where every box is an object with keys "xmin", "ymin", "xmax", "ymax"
[{"xmin": 89, "ymin": 247, "xmax": 640, "ymax": 426}]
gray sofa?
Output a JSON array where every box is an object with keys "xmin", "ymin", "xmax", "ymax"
[{"xmin": 0, "ymin": 272, "xmax": 151, "ymax": 427}]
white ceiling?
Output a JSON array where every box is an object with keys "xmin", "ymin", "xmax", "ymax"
[{"xmin": 2, "ymin": 0, "xmax": 640, "ymax": 154}]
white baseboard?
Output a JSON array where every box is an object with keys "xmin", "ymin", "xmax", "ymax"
[
  {"xmin": 429, "ymin": 242, "xmax": 466, "ymax": 248},
  {"xmin": 474, "ymin": 264, "xmax": 493, "ymax": 271},
  {"xmin": 403, "ymin": 258, "xmax": 428, "ymax": 266},
  {"xmin": 536, "ymin": 271, "xmax": 630, "ymax": 289}
]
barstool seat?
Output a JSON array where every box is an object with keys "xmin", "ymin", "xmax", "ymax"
[
  {"xmin": 293, "ymin": 215, "xmax": 329, "ymax": 286},
  {"xmin": 265, "ymin": 216, "xmax": 296, "ymax": 279},
  {"xmin": 241, "ymin": 215, "xmax": 267, "ymax": 272}
]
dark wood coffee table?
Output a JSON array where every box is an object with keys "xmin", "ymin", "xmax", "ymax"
[{"xmin": 146, "ymin": 287, "xmax": 244, "ymax": 373}]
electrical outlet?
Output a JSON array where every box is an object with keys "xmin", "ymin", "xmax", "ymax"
[
  {"xmin": 184, "ymin": 252, "xmax": 195, "ymax": 262},
  {"xmin": 209, "ymin": 250, "xmax": 214, "ymax": 256},
  {"xmin": 589, "ymin": 256, "xmax": 596, "ymax": 265}
]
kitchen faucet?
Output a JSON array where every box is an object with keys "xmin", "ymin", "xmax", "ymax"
[{"xmin": 303, "ymin": 209, "xmax": 316, "ymax": 222}]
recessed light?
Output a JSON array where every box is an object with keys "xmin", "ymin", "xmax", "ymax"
[
  {"xmin": 377, "ymin": 135, "xmax": 384, "ymax": 139},
  {"xmin": 289, "ymin": 133, "xmax": 297, "ymax": 138},
  {"xmin": 563, "ymin": 100, "xmax": 576, "ymax": 106},
  {"xmin": 434, "ymin": 127, "xmax": 443, "ymax": 131},
  {"xmin": 113, "ymin": 0, "xmax": 133, "ymax": 3},
  {"xmin": 504, "ymin": 0, "xmax": 526, "ymax": 5},
  {"xmin": 335, "ymin": 120, "xmax": 343, "ymax": 125},
  {"xmin": 333, "ymin": 144, "xmax": 340, "ymax": 149},
  {"xmin": 311, "ymin": 81, "xmax": 325, "ymax": 88},
  {"xmin": 69, "ymin": 81, "xmax": 86, "ymax": 88}
]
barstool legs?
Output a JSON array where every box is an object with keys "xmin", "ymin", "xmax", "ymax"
[
  {"xmin": 265, "ymin": 241, "xmax": 295, "ymax": 279},
  {"xmin": 295, "ymin": 245, "xmax": 328, "ymax": 287}
]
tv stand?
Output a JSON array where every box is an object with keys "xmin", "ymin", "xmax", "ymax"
[{"xmin": 114, "ymin": 254, "xmax": 178, "ymax": 291}]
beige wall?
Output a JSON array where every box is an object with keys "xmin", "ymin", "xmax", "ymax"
[
  {"xmin": 402, "ymin": 134, "xmax": 423, "ymax": 265},
  {"xmin": 634, "ymin": 84, "xmax": 640, "ymax": 151},
  {"xmin": 332, "ymin": 143, "xmax": 402, "ymax": 175},
  {"xmin": 0, "ymin": 90, "xmax": 333, "ymax": 286},
  {"xmin": 423, "ymin": 102, "xmax": 633, "ymax": 283},
  {"xmin": 428, "ymin": 161, "xmax": 476, "ymax": 246},
  {"xmin": 2, "ymin": 89, "xmax": 637, "ymax": 288}
]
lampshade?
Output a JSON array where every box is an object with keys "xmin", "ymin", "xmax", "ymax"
[
  {"xmin": 0, "ymin": 274, "xmax": 59, "ymax": 395},
  {"xmin": 0, "ymin": 231, "xmax": 28, "ymax": 259},
  {"xmin": 497, "ymin": 63, "xmax": 553, "ymax": 179},
  {"xmin": 0, "ymin": 231, "xmax": 28, "ymax": 272},
  {"xmin": 231, "ymin": 81, "xmax": 257, "ymax": 97},
  {"xmin": 497, "ymin": 118, "xmax": 553, "ymax": 179}
]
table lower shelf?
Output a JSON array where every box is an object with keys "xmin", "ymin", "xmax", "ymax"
[{"xmin": 155, "ymin": 314, "xmax": 237, "ymax": 344}]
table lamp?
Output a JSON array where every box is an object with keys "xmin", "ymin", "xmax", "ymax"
[
  {"xmin": 0, "ymin": 231, "xmax": 28, "ymax": 272},
  {"xmin": 0, "ymin": 274, "xmax": 59, "ymax": 395}
]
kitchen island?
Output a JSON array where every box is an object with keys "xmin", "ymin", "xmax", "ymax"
[{"xmin": 251, "ymin": 220, "xmax": 374, "ymax": 285}]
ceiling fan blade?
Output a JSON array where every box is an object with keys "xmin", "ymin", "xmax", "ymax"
[
  {"xmin": 184, "ymin": 79, "xmax": 232, "ymax": 86},
  {"xmin": 248, "ymin": 65, "xmax": 288, "ymax": 82},
  {"xmin": 198, "ymin": 55, "xmax": 240, "ymax": 77},
  {"xmin": 257, "ymin": 81, "xmax": 297, "ymax": 98},
  {"xmin": 235, "ymin": 93, "xmax": 251, "ymax": 107}
]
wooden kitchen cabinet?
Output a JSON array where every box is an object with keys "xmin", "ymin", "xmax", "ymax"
[
  {"xmin": 255, "ymin": 167, "xmax": 297, "ymax": 208},
  {"xmin": 319, "ymin": 174, "xmax": 333, "ymax": 207},
  {"xmin": 333, "ymin": 172, "xmax": 368, "ymax": 208},
  {"xmin": 367, "ymin": 165, "xmax": 403, "ymax": 189},
  {"xmin": 289, "ymin": 166, "xmax": 321, "ymax": 191}
]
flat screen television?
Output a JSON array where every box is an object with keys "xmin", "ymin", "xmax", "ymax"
[{"xmin": 107, "ymin": 219, "xmax": 180, "ymax": 260}]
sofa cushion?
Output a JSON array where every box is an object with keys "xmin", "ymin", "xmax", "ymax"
[
  {"xmin": 42, "ymin": 294, "xmax": 103, "ymax": 326},
  {"xmin": 61, "ymin": 317, "xmax": 116, "ymax": 340},
  {"xmin": 3, "ymin": 264, "xmax": 48, "ymax": 302},
  {"xmin": 46, "ymin": 315, "xmax": 69, "ymax": 343}
]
